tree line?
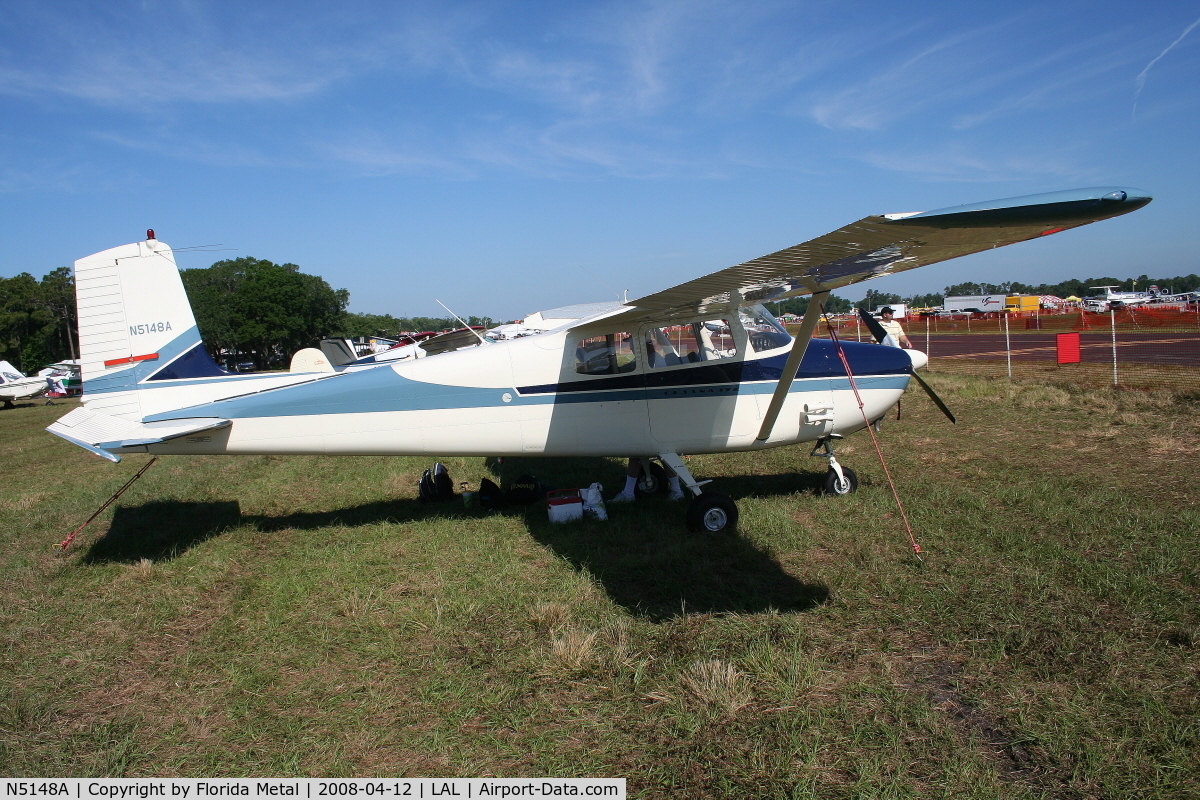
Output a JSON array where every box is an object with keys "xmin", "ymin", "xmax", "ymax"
[
  {"xmin": 942, "ymin": 274, "xmax": 1200, "ymax": 299},
  {"xmin": 0, "ymin": 257, "xmax": 497, "ymax": 375},
  {"xmin": 337, "ymin": 311, "xmax": 496, "ymax": 341},
  {"xmin": 181, "ymin": 257, "xmax": 493, "ymax": 369},
  {"xmin": 771, "ymin": 273, "xmax": 1200, "ymax": 318},
  {"xmin": 0, "ymin": 268, "xmax": 77, "ymax": 372}
]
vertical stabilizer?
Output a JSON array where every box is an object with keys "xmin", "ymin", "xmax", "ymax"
[{"xmin": 75, "ymin": 236, "xmax": 220, "ymax": 419}]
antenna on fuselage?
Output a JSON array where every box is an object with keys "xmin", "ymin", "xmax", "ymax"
[
  {"xmin": 576, "ymin": 264, "xmax": 623, "ymax": 302},
  {"xmin": 435, "ymin": 299, "xmax": 490, "ymax": 346}
]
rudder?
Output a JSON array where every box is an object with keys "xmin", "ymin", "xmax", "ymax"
[{"xmin": 75, "ymin": 233, "xmax": 227, "ymax": 420}]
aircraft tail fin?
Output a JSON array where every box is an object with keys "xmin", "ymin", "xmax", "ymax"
[{"xmin": 74, "ymin": 234, "xmax": 230, "ymax": 420}]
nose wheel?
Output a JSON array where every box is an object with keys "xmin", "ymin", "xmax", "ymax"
[
  {"xmin": 812, "ymin": 435, "xmax": 858, "ymax": 496},
  {"xmin": 822, "ymin": 465, "xmax": 858, "ymax": 495}
]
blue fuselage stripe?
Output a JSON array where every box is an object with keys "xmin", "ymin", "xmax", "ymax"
[{"xmin": 144, "ymin": 339, "xmax": 912, "ymax": 421}]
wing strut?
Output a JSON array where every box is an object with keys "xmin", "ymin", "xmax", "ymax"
[{"xmin": 755, "ymin": 290, "xmax": 829, "ymax": 443}]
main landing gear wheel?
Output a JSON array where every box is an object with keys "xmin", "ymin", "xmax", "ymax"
[
  {"xmin": 634, "ymin": 460, "xmax": 669, "ymax": 497},
  {"xmin": 822, "ymin": 466, "xmax": 858, "ymax": 496},
  {"xmin": 685, "ymin": 492, "xmax": 739, "ymax": 534}
]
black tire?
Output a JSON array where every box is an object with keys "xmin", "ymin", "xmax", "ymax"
[
  {"xmin": 685, "ymin": 492, "xmax": 739, "ymax": 534},
  {"xmin": 634, "ymin": 460, "xmax": 669, "ymax": 497},
  {"xmin": 822, "ymin": 466, "xmax": 858, "ymax": 496}
]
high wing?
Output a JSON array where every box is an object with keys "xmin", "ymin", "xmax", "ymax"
[{"xmin": 587, "ymin": 187, "xmax": 1150, "ymax": 329}]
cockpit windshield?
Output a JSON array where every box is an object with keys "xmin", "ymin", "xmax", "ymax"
[{"xmin": 739, "ymin": 304, "xmax": 792, "ymax": 352}]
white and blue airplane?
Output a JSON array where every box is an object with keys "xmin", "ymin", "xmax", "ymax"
[
  {"xmin": 48, "ymin": 187, "xmax": 1150, "ymax": 532},
  {"xmin": 1, "ymin": 360, "xmax": 49, "ymax": 408}
]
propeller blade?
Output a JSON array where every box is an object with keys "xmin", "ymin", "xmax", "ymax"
[
  {"xmin": 910, "ymin": 370, "xmax": 956, "ymax": 424},
  {"xmin": 856, "ymin": 307, "xmax": 953, "ymax": 422},
  {"xmin": 858, "ymin": 307, "xmax": 888, "ymax": 343}
]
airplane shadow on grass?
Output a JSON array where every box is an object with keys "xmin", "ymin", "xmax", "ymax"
[
  {"xmin": 87, "ymin": 457, "xmax": 831, "ymax": 621},
  {"xmin": 524, "ymin": 512, "xmax": 830, "ymax": 621}
]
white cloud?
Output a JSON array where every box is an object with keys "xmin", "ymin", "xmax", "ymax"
[
  {"xmin": 804, "ymin": 13, "xmax": 1145, "ymax": 134},
  {"xmin": 1133, "ymin": 14, "xmax": 1200, "ymax": 118},
  {"xmin": 808, "ymin": 21, "xmax": 1000, "ymax": 131},
  {"xmin": 3, "ymin": 0, "xmax": 1188, "ymax": 186},
  {"xmin": 858, "ymin": 143, "xmax": 1091, "ymax": 183}
]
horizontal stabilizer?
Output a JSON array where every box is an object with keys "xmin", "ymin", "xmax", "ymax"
[{"xmin": 47, "ymin": 406, "xmax": 230, "ymax": 461}]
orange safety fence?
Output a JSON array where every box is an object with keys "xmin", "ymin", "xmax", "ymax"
[
  {"xmin": 803, "ymin": 309, "xmax": 1200, "ymax": 392},
  {"xmin": 820, "ymin": 307, "xmax": 1200, "ymax": 335}
]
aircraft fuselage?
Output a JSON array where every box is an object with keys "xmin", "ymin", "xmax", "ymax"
[{"xmin": 125, "ymin": 329, "xmax": 913, "ymax": 459}]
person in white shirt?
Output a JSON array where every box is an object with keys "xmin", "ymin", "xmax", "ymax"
[{"xmin": 877, "ymin": 307, "xmax": 912, "ymax": 348}]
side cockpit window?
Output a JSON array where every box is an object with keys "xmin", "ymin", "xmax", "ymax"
[
  {"xmin": 739, "ymin": 305, "xmax": 792, "ymax": 352},
  {"xmin": 645, "ymin": 320, "xmax": 737, "ymax": 368},
  {"xmin": 574, "ymin": 333, "xmax": 636, "ymax": 375}
]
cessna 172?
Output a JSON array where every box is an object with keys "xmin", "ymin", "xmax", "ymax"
[{"xmin": 48, "ymin": 187, "xmax": 1150, "ymax": 532}]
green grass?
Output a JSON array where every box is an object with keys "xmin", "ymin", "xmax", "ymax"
[{"xmin": 1, "ymin": 379, "xmax": 1198, "ymax": 797}]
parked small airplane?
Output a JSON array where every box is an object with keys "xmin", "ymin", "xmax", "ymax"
[
  {"xmin": 49, "ymin": 187, "xmax": 1150, "ymax": 531},
  {"xmin": 1083, "ymin": 284, "xmax": 1200, "ymax": 311},
  {"xmin": 1082, "ymin": 285, "xmax": 1155, "ymax": 311},
  {"xmin": 1, "ymin": 360, "xmax": 49, "ymax": 408}
]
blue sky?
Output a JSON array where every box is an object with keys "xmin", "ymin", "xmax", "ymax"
[{"xmin": 2, "ymin": 0, "xmax": 1197, "ymax": 321}]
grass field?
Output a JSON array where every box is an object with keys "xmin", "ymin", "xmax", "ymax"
[{"xmin": 2, "ymin": 375, "xmax": 1198, "ymax": 798}]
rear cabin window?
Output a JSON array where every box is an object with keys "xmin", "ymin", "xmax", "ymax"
[
  {"xmin": 645, "ymin": 320, "xmax": 737, "ymax": 368},
  {"xmin": 574, "ymin": 333, "xmax": 637, "ymax": 375}
]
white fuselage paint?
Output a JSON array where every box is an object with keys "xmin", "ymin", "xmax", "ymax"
[{"xmin": 123, "ymin": 331, "xmax": 910, "ymax": 459}]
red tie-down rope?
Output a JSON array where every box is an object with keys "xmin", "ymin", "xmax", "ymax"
[
  {"xmin": 56, "ymin": 458, "xmax": 158, "ymax": 552},
  {"xmin": 821, "ymin": 309, "xmax": 923, "ymax": 560}
]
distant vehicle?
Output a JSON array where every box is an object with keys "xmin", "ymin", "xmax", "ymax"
[
  {"xmin": 38, "ymin": 360, "xmax": 82, "ymax": 396},
  {"xmin": 943, "ymin": 294, "xmax": 1006, "ymax": 313},
  {"xmin": 1004, "ymin": 296, "xmax": 1040, "ymax": 313},
  {"xmin": 871, "ymin": 303, "xmax": 907, "ymax": 319},
  {"xmin": 0, "ymin": 360, "xmax": 48, "ymax": 408}
]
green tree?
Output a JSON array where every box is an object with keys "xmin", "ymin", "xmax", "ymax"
[
  {"xmin": 182, "ymin": 257, "xmax": 349, "ymax": 369},
  {"xmin": 906, "ymin": 292, "xmax": 944, "ymax": 309},
  {"xmin": 771, "ymin": 294, "xmax": 852, "ymax": 316},
  {"xmin": 39, "ymin": 267, "xmax": 78, "ymax": 362},
  {"xmin": 181, "ymin": 260, "xmax": 242, "ymax": 360},
  {"xmin": 855, "ymin": 289, "xmax": 903, "ymax": 311},
  {"xmin": 333, "ymin": 312, "xmax": 496, "ymax": 339},
  {"xmin": 336, "ymin": 312, "xmax": 408, "ymax": 340},
  {"xmin": 0, "ymin": 273, "xmax": 42, "ymax": 368},
  {"xmin": 942, "ymin": 281, "xmax": 1013, "ymax": 296},
  {"xmin": 0, "ymin": 269, "xmax": 77, "ymax": 371}
]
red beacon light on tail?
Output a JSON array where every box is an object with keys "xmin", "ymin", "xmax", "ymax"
[{"xmin": 146, "ymin": 229, "xmax": 156, "ymax": 240}]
